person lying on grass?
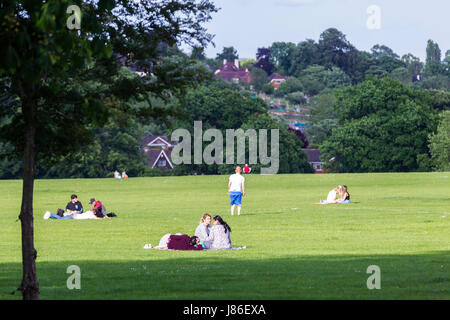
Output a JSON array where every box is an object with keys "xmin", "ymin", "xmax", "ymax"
[
  {"xmin": 44, "ymin": 209, "xmax": 109, "ymax": 220},
  {"xmin": 146, "ymin": 234, "xmax": 204, "ymax": 250}
]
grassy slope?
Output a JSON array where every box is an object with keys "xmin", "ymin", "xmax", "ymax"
[{"xmin": 0, "ymin": 172, "xmax": 449, "ymax": 299}]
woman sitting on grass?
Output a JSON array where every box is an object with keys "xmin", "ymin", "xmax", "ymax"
[
  {"xmin": 338, "ymin": 185, "xmax": 350, "ymax": 204},
  {"xmin": 204, "ymin": 215, "xmax": 231, "ymax": 250},
  {"xmin": 315, "ymin": 185, "xmax": 351, "ymax": 204},
  {"xmin": 194, "ymin": 213, "xmax": 211, "ymax": 248}
]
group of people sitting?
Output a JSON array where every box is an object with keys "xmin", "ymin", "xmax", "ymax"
[
  {"xmin": 44, "ymin": 194, "xmax": 114, "ymax": 220},
  {"xmin": 317, "ymin": 185, "xmax": 350, "ymax": 204},
  {"xmin": 114, "ymin": 170, "xmax": 128, "ymax": 179},
  {"xmin": 144, "ymin": 214, "xmax": 233, "ymax": 251}
]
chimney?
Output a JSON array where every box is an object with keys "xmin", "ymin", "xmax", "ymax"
[
  {"xmin": 234, "ymin": 59, "xmax": 239, "ymax": 69},
  {"xmin": 223, "ymin": 59, "xmax": 227, "ymax": 65}
]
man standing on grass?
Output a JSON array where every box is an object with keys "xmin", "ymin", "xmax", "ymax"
[{"xmin": 228, "ymin": 166, "xmax": 245, "ymax": 216}]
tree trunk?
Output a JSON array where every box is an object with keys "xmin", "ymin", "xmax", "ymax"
[{"xmin": 18, "ymin": 99, "xmax": 39, "ymax": 300}]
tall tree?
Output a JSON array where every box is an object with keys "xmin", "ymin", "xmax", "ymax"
[
  {"xmin": 216, "ymin": 46, "xmax": 239, "ymax": 62},
  {"xmin": 289, "ymin": 39, "xmax": 320, "ymax": 76},
  {"xmin": 426, "ymin": 39, "xmax": 442, "ymax": 64},
  {"xmin": 429, "ymin": 110, "xmax": 450, "ymax": 171},
  {"xmin": 444, "ymin": 50, "xmax": 450, "ymax": 64},
  {"xmin": 249, "ymin": 65, "xmax": 270, "ymax": 92},
  {"xmin": 268, "ymin": 41, "xmax": 295, "ymax": 75},
  {"xmin": 0, "ymin": 0, "xmax": 217, "ymax": 300},
  {"xmin": 317, "ymin": 28, "xmax": 358, "ymax": 77},
  {"xmin": 401, "ymin": 53, "xmax": 424, "ymax": 78},
  {"xmin": 254, "ymin": 47, "xmax": 275, "ymax": 75},
  {"xmin": 371, "ymin": 44, "xmax": 399, "ymax": 59},
  {"xmin": 321, "ymin": 78, "xmax": 438, "ymax": 172}
]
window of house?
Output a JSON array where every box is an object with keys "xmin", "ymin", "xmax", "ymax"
[{"xmin": 157, "ymin": 159, "xmax": 166, "ymax": 167}]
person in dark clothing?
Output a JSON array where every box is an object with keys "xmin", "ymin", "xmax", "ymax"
[
  {"xmin": 147, "ymin": 235, "xmax": 204, "ymax": 250},
  {"xmin": 66, "ymin": 194, "xmax": 83, "ymax": 214},
  {"xmin": 89, "ymin": 198, "xmax": 107, "ymax": 218}
]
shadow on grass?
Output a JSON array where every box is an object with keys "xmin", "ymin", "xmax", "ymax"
[{"xmin": 1, "ymin": 252, "xmax": 448, "ymax": 300}]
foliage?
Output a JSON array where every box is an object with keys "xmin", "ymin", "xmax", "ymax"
[
  {"xmin": 317, "ymin": 28, "xmax": 358, "ymax": 78},
  {"xmin": 289, "ymin": 39, "xmax": 320, "ymax": 77},
  {"xmin": 0, "ymin": 0, "xmax": 218, "ymax": 300},
  {"xmin": 321, "ymin": 78, "xmax": 438, "ymax": 172},
  {"xmin": 401, "ymin": 53, "xmax": 424, "ymax": 77},
  {"xmin": 167, "ymin": 86, "xmax": 313, "ymax": 174},
  {"xmin": 390, "ymin": 67, "xmax": 411, "ymax": 85},
  {"xmin": 268, "ymin": 41, "xmax": 295, "ymax": 75},
  {"xmin": 262, "ymin": 83, "xmax": 275, "ymax": 95},
  {"xmin": 429, "ymin": 110, "xmax": 450, "ymax": 171},
  {"xmin": 308, "ymin": 89, "xmax": 338, "ymax": 122},
  {"xmin": 275, "ymin": 77, "xmax": 303, "ymax": 96},
  {"xmin": 241, "ymin": 115, "xmax": 314, "ymax": 174},
  {"xmin": 249, "ymin": 66, "xmax": 270, "ymax": 92},
  {"xmin": 371, "ymin": 44, "xmax": 399, "ymax": 59},
  {"xmin": 285, "ymin": 91, "xmax": 306, "ymax": 105},
  {"xmin": 298, "ymin": 65, "xmax": 351, "ymax": 95},
  {"xmin": 426, "ymin": 39, "xmax": 442, "ymax": 64},
  {"xmin": 216, "ymin": 46, "xmax": 239, "ymax": 62},
  {"xmin": 306, "ymin": 118, "xmax": 339, "ymax": 145},
  {"xmin": 254, "ymin": 47, "xmax": 275, "ymax": 75}
]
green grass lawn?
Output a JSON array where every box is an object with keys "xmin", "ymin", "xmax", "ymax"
[{"xmin": 0, "ymin": 172, "xmax": 449, "ymax": 300}]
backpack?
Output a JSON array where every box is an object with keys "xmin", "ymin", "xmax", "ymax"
[{"xmin": 56, "ymin": 208, "xmax": 64, "ymax": 217}]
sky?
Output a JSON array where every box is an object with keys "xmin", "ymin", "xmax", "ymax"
[{"xmin": 199, "ymin": 0, "xmax": 450, "ymax": 62}]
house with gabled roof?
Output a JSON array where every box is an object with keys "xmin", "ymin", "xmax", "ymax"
[
  {"xmin": 142, "ymin": 135, "xmax": 176, "ymax": 170},
  {"xmin": 214, "ymin": 59, "xmax": 251, "ymax": 84},
  {"xmin": 269, "ymin": 73, "xmax": 287, "ymax": 90},
  {"xmin": 145, "ymin": 148, "xmax": 174, "ymax": 170},
  {"xmin": 301, "ymin": 149, "xmax": 324, "ymax": 173}
]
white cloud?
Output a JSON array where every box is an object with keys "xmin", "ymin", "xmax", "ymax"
[{"xmin": 276, "ymin": 0, "xmax": 317, "ymax": 6}]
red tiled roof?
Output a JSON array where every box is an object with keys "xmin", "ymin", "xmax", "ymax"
[
  {"xmin": 270, "ymin": 73, "xmax": 287, "ymax": 80},
  {"xmin": 215, "ymin": 62, "xmax": 251, "ymax": 83}
]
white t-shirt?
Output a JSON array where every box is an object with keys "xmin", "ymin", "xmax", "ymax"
[
  {"xmin": 229, "ymin": 173, "xmax": 245, "ymax": 193},
  {"xmin": 326, "ymin": 190, "xmax": 337, "ymax": 203}
]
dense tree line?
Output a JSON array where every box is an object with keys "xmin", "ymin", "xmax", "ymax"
[
  {"xmin": 320, "ymin": 77, "xmax": 448, "ymax": 173},
  {"xmin": 1, "ymin": 26, "xmax": 449, "ymax": 181},
  {"xmin": 166, "ymin": 83, "xmax": 314, "ymax": 174}
]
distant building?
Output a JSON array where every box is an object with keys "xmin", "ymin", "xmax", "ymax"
[
  {"xmin": 269, "ymin": 73, "xmax": 287, "ymax": 90},
  {"xmin": 142, "ymin": 135, "xmax": 175, "ymax": 170},
  {"xmin": 412, "ymin": 74, "xmax": 422, "ymax": 82},
  {"xmin": 302, "ymin": 149, "xmax": 324, "ymax": 173},
  {"xmin": 118, "ymin": 53, "xmax": 150, "ymax": 77},
  {"xmin": 214, "ymin": 59, "xmax": 251, "ymax": 83}
]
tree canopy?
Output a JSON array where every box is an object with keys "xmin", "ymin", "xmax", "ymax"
[{"xmin": 0, "ymin": 0, "xmax": 218, "ymax": 300}]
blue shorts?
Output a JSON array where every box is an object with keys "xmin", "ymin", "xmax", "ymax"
[{"xmin": 230, "ymin": 192, "xmax": 242, "ymax": 206}]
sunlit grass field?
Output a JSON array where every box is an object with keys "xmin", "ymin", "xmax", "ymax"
[{"xmin": 0, "ymin": 172, "xmax": 449, "ymax": 299}]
